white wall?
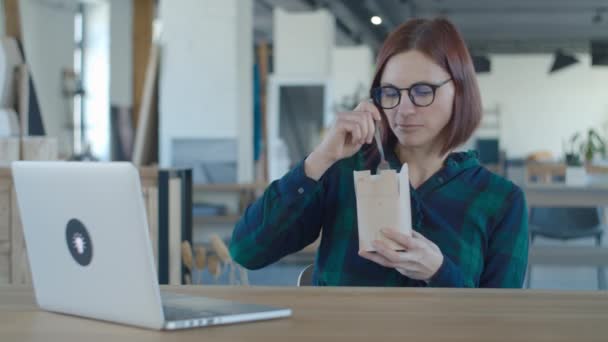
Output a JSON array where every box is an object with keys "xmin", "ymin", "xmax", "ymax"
[
  {"xmin": 83, "ymin": 1, "xmax": 109, "ymax": 160},
  {"xmin": 477, "ymin": 54, "xmax": 608, "ymax": 159},
  {"xmin": 159, "ymin": 0, "xmax": 253, "ymax": 182},
  {"xmin": 235, "ymin": 1, "xmax": 253, "ymax": 182},
  {"xmin": 273, "ymin": 8, "xmax": 334, "ymax": 77},
  {"xmin": 109, "ymin": 0, "xmax": 132, "ymax": 107},
  {"xmin": 19, "ymin": 0, "xmax": 75, "ymax": 156},
  {"xmin": 331, "ymin": 45, "xmax": 373, "ymax": 112}
]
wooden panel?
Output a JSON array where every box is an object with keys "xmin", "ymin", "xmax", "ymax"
[
  {"xmin": 0, "ymin": 240, "xmax": 9, "ymax": 255},
  {"xmin": 0, "ymin": 182, "xmax": 11, "ymax": 284},
  {"xmin": 0, "ymin": 177, "xmax": 10, "ymax": 191},
  {"xmin": 132, "ymin": 0, "xmax": 154, "ymax": 128},
  {"xmin": 4, "ymin": 0, "xmax": 22, "ymax": 40},
  {"xmin": 256, "ymin": 42, "xmax": 270, "ymax": 183},
  {"xmin": 0, "ymin": 220, "xmax": 9, "ymax": 285},
  {"xmin": 0, "ymin": 189, "xmax": 10, "ymax": 240},
  {"xmin": 0, "ymin": 229, "xmax": 8, "ymax": 284},
  {"xmin": 132, "ymin": 43, "xmax": 159, "ymax": 166},
  {"xmin": 0, "ymin": 138, "xmax": 20, "ymax": 164},
  {"xmin": 10, "ymin": 187, "xmax": 30, "ymax": 285},
  {"xmin": 17, "ymin": 64, "xmax": 29, "ymax": 136},
  {"xmin": 145, "ymin": 186, "xmax": 158, "ymax": 269},
  {"xmin": 20, "ymin": 137, "xmax": 58, "ymax": 160},
  {"xmin": 139, "ymin": 166, "xmax": 158, "ymax": 188},
  {"xmin": 0, "ymin": 251, "xmax": 8, "ymax": 284}
]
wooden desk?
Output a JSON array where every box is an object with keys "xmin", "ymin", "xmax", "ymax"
[{"xmin": 1, "ymin": 285, "xmax": 608, "ymax": 341}]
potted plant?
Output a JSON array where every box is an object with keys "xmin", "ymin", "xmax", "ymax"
[
  {"xmin": 580, "ymin": 128, "xmax": 607, "ymax": 185},
  {"xmin": 563, "ymin": 132, "xmax": 586, "ymax": 185},
  {"xmin": 563, "ymin": 129, "xmax": 607, "ymax": 185},
  {"xmin": 580, "ymin": 128, "xmax": 606, "ymax": 165}
]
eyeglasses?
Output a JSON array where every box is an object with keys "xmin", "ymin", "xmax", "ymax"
[{"xmin": 372, "ymin": 78, "xmax": 452, "ymax": 109}]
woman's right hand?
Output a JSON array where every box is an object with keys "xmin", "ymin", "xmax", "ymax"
[{"xmin": 305, "ymin": 101, "xmax": 381, "ymax": 180}]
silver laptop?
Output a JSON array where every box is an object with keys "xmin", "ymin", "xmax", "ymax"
[{"xmin": 11, "ymin": 161, "xmax": 291, "ymax": 330}]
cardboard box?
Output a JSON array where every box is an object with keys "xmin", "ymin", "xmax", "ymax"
[{"xmin": 354, "ymin": 164, "xmax": 412, "ymax": 252}]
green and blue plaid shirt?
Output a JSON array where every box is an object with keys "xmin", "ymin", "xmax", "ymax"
[{"xmin": 230, "ymin": 149, "xmax": 528, "ymax": 288}]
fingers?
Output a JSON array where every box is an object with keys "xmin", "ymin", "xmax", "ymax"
[
  {"xmin": 360, "ymin": 240, "xmax": 429, "ymax": 280},
  {"xmin": 412, "ymin": 230, "xmax": 428, "ymax": 240},
  {"xmin": 372, "ymin": 240, "xmax": 404, "ymax": 263},
  {"xmin": 343, "ymin": 113, "xmax": 370, "ymax": 144},
  {"xmin": 337, "ymin": 112, "xmax": 372, "ymax": 145},
  {"xmin": 381, "ymin": 229, "xmax": 420, "ymax": 250},
  {"xmin": 362, "ymin": 229, "xmax": 443, "ymax": 282},
  {"xmin": 366, "ymin": 110, "xmax": 375, "ymax": 143},
  {"xmin": 412, "ymin": 230, "xmax": 440, "ymax": 253},
  {"xmin": 360, "ymin": 112, "xmax": 371, "ymax": 144},
  {"xmin": 337, "ymin": 100, "xmax": 383, "ymax": 146},
  {"xmin": 358, "ymin": 251, "xmax": 394, "ymax": 268},
  {"xmin": 360, "ymin": 244, "xmax": 424, "ymax": 276},
  {"xmin": 336, "ymin": 119, "xmax": 363, "ymax": 144},
  {"xmin": 372, "ymin": 240, "xmax": 421, "ymax": 266},
  {"xmin": 355, "ymin": 100, "xmax": 382, "ymax": 121}
]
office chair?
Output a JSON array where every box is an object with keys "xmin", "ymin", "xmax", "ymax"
[
  {"xmin": 526, "ymin": 207, "xmax": 605, "ymax": 289},
  {"xmin": 297, "ymin": 264, "xmax": 314, "ymax": 286}
]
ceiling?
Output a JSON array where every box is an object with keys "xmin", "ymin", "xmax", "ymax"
[{"xmin": 254, "ymin": 0, "xmax": 608, "ymax": 54}]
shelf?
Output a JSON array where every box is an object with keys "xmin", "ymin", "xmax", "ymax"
[
  {"xmin": 194, "ymin": 183, "xmax": 268, "ymax": 192},
  {"xmin": 193, "ymin": 215, "xmax": 242, "ymax": 225}
]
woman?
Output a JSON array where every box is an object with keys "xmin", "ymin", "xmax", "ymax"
[{"xmin": 229, "ymin": 18, "xmax": 528, "ymax": 288}]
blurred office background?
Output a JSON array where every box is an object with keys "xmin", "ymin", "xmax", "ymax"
[{"xmin": 1, "ymin": 0, "xmax": 608, "ymax": 290}]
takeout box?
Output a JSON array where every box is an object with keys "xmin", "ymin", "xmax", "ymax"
[{"xmin": 353, "ymin": 164, "xmax": 412, "ymax": 252}]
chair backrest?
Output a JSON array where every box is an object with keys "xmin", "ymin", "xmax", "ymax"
[
  {"xmin": 525, "ymin": 162, "xmax": 566, "ymax": 184},
  {"xmin": 297, "ymin": 264, "xmax": 314, "ymax": 286},
  {"xmin": 529, "ymin": 207, "xmax": 601, "ymax": 230}
]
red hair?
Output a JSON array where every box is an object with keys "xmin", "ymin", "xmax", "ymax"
[{"xmin": 364, "ymin": 17, "xmax": 482, "ymax": 164}]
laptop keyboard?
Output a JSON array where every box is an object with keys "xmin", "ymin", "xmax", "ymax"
[{"xmin": 163, "ymin": 305, "xmax": 219, "ymax": 321}]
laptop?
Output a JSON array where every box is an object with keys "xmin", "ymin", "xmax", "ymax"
[{"xmin": 11, "ymin": 161, "xmax": 292, "ymax": 330}]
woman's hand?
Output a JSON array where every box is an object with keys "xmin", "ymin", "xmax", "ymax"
[
  {"xmin": 359, "ymin": 229, "xmax": 444, "ymax": 282},
  {"xmin": 305, "ymin": 101, "xmax": 381, "ymax": 180}
]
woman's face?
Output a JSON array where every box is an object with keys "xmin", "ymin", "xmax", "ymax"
[{"xmin": 379, "ymin": 50, "xmax": 455, "ymax": 151}]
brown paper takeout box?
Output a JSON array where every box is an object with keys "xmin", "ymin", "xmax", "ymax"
[{"xmin": 353, "ymin": 164, "xmax": 412, "ymax": 252}]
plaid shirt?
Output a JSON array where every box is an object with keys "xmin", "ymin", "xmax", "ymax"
[{"xmin": 229, "ymin": 149, "xmax": 528, "ymax": 288}]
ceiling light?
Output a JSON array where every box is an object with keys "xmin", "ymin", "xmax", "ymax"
[
  {"xmin": 549, "ymin": 50, "xmax": 579, "ymax": 73},
  {"xmin": 472, "ymin": 55, "xmax": 491, "ymax": 73},
  {"xmin": 371, "ymin": 16, "xmax": 382, "ymax": 25},
  {"xmin": 592, "ymin": 8, "xmax": 607, "ymax": 24}
]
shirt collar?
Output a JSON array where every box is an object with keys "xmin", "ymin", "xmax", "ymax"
[{"xmin": 384, "ymin": 148, "xmax": 480, "ymax": 196}]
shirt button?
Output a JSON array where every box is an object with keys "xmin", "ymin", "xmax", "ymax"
[
  {"xmin": 298, "ymin": 187, "xmax": 304, "ymax": 194},
  {"xmin": 437, "ymin": 177, "xmax": 444, "ymax": 183}
]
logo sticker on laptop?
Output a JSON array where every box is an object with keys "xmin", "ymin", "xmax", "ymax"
[{"xmin": 65, "ymin": 219, "xmax": 93, "ymax": 266}]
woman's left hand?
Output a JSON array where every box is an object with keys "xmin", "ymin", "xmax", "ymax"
[{"xmin": 359, "ymin": 228, "xmax": 444, "ymax": 281}]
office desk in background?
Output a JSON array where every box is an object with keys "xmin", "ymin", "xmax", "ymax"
[
  {"xmin": 1, "ymin": 285, "xmax": 608, "ymax": 342},
  {"xmin": 524, "ymin": 183, "xmax": 608, "ymax": 208},
  {"xmin": 524, "ymin": 184, "xmax": 608, "ymax": 268}
]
